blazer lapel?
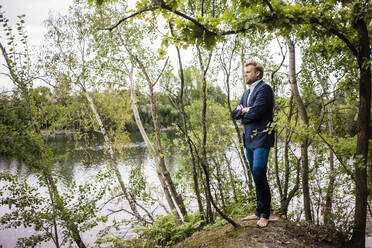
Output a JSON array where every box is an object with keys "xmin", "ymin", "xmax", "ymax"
[
  {"xmin": 244, "ymin": 89, "xmax": 250, "ymax": 107},
  {"xmin": 247, "ymin": 80, "xmax": 264, "ymax": 106}
]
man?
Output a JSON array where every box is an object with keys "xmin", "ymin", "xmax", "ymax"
[{"xmin": 231, "ymin": 61, "xmax": 274, "ymax": 227}]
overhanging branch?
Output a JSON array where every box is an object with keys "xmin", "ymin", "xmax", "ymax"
[
  {"xmin": 98, "ymin": 2, "xmax": 358, "ymax": 62},
  {"xmin": 309, "ymin": 18, "xmax": 358, "ymax": 58},
  {"xmin": 159, "ymin": 1, "xmax": 217, "ymax": 36},
  {"xmin": 98, "ymin": 9, "xmax": 153, "ymax": 31}
]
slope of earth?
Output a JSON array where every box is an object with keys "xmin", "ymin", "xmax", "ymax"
[{"xmin": 173, "ymin": 215, "xmax": 346, "ymax": 248}]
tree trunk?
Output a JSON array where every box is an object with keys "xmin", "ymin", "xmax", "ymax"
[
  {"xmin": 274, "ymin": 129, "xmax": 284, "ymax": 208},
  {"xmin": 128, "ymin": 67, "xmax": 180, "ymax": 219},
  {"xmin": 130, "ymin": 54, "xmax": 188, "ymax": 219},
  {"xmin": 312, "ymin": 56, "xmax": 335, "ymax": 226},
  {"xmin": 213, "ymin": 157, "xmax": 226, "ymax": 212},
  {"xmin": 350, "ymin": 18, "xmax": 371, "ymax": 248},
  {"xmin": 174, "ymin": 40, "xmax": 205, "ymax": 216},
  {"xmin": 170, "ymin": 21, "xmax": 205, "ymax": 219},
  {"xmin": 45, "ymin": 179, "xmax": 61, "ymax": 248},
  {"xmin": 197, "ymin": 46, "xmax": 240, "ymax": 228},
  {"xmin": 196, "ymin": 46, "xmax": 214, "ymax": 223},
  {"xmin": 148, "ymin": 70, "xmax": 188, "ymax": 218},
  {"xmin": 223, "ymin": 153, "xmax": 239, "ymax": 203},
  {"xmin": 82, "ymin": 88, "xmax": 147, "ymax": 224},
  {"xmin": 45, "ymin": 172, "xmax": 86, "ymax": 248},
  {"xmin": 284, "ymin": 95, "xmax": 294, "ymax": 200},
  {"xmin": 239, "ymin": 38, "xmax": 247, "ymax": 91},
  {"xmin": 279, "ymin": 95, "xmax": 300, "ymax": 216},
  {"xmin": 286, "ymin": 38, "xmax": 312, "ymax": 222}
]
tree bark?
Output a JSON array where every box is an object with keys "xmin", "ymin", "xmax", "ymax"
[
  {"xmin": 280, "ymin": 95, "xmax": 300, "ymax": 216},
  {"xmin": 286, "ymin": 38, "xmax": 312, "ymax": 222},
  {"xmin": 350, "ymin": 17, "xmax": 371, "ymax": 248},
  {"xmin": 128, "ymin": 66, "xmax": 180, "ymax": 219},
  {"xmin": 172, "ymin": 38, "xmax": 205, "ymax": 216},
  {"xmin": 130, "ymin": 54, "xmax": 188, "ymax": 219},
  {"xmin": 223, "ymin": 153, "xmax": 239, "ymax": 203},
  {"xmin": 312, "ymin": 56, "xmax": 335, "ymax": 226},
  {"xmin": 147, "ymin": 64, "xmax": 188, "ymax": 218},
  {"xmin": 197, "ymin": 46, "xmax": 240, "ymax": 228},
  {"xmin": 213, "ymin": 157, "xmax": 226, "ymax": 212},
  {"xmin": 82, "ymin": 87, "xmax": 147, "ymax": 224},
  {"xmin": 239, "ymin": 38, "xmax": 247, "ymax": 91}
]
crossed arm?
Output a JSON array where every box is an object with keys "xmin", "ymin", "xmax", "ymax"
[
  {"xmin": 231, "ymin": 85, "xmax": 273, "ymax": 124},
  {"xmin": 236, "ymin": 104, "xmax": 251, "ymax": 114}
]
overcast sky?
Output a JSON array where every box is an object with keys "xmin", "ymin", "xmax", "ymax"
[
  {"xmin": 1, "ymin": 0, "xmax": 74, "ymax": 91},
  {"xmin": 2, "ymin": 0, "xmax": 73, "ymax": 46}
]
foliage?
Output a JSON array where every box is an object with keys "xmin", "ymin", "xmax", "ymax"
[
  {"xmin": 134, "ymin": 211, "xmax": 203, "ymax": 247},
  {"xmin": 1, "ymin": 0, "xmax": 371, "ymax": 246},
  {"xmin": 0, "ymin": 171, "xmax": 107, "ymax": 247}
]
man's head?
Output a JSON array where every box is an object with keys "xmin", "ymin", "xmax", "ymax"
[{"xmin": 244, "ymin": 61, "xmax": 264, "ymax": 85}]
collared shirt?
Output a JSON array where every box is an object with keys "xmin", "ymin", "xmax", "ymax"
[{"xmin": 247, "ymin": 79, "xmax": 261, "ymax": 106}]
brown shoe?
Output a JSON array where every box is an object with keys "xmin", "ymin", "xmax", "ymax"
[{"xmin": 242, "ymin": 214, "xmax": 260, "ymax": 221}]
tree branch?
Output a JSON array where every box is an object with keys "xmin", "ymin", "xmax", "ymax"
[
  {"xmin": 317, "ymin": 132, "xmax": 354, "ymax": 178},
  {"xmin": 153, "ymin": 57, "xmax": 169, "ymax": 86},
  {"xmin": 271, "ymin": 37, "xmax": 287, "ymax": 83},
  {"xmin": 0, "ymin": 41, "xmax": 24, "ymax": 91},
  {"xmin": 263, "ymin": 0, "xmax": 274, "ymax": 12},
  {"xmin": 159, "ymin": 1, "xmax": 217, "ymax": 36},
  {"xmin": 309, "ymin": 18, "xmax": 358, "ymax": 58},
  {"xmin": 98, "ymin": 9, "xmax": 153, "ymax": 31}
]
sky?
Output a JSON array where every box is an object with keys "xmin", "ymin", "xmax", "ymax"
[
  {"xmin": 0, "ymin": 0, "xmax": 74, "ymax": 91},
  {"xmin": 1, "ymin": 0, "xmax": 73, "ymax": 46}
]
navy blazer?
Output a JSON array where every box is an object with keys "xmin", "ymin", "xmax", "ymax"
[{"xmin": 231, "ymin": 80, "xmax": 274, "ymax": 150}]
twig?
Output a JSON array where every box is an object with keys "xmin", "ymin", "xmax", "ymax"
[
  {"xmin": 317, "ymin": 132, "xmax": 354, "ymax": 178},
  {"xmin": 153, "ymin": 57, "xmax": 169, "ymax": 86},
  {"xmin": 99, "ymin": 193, "xmax": 124, "ymax": 210}
]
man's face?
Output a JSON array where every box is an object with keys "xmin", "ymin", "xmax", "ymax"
[{"xmin": 244, "ymin": 65, "xmax": 260, "ymax": 85}]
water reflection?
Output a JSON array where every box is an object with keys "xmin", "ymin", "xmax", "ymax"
[{"xmin": 1, "ymin": 130, "xmax": 179, "ymax": 180}]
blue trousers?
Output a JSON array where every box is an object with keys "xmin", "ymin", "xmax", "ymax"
[{"xmin": 246, "ymin": 147, "xmax": 271, "ymax": 219}]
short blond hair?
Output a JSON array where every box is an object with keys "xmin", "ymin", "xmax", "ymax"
[{"xmin": 244, "ymin": 61, "xmax": 264, "ymax": 79}]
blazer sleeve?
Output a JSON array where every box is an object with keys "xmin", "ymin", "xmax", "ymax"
[
  {"xmin": 231, "ymin": 94, "xmax": 244, "ymax": 120},
  {"xmin": 242, "ymin": 85, "xmax": 273, "ymax": 124}
]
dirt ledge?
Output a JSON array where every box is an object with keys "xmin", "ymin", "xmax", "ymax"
[{"xmin": 173, "ymin": 215, "xmax": 346, "ymax": 248}]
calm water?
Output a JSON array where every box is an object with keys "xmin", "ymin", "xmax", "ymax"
[{"xmin": 0, "ymin": 131, "xmax": 180, "ymax": 248}]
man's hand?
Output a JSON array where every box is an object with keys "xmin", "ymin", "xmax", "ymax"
[
  {"xmin": 241, "ymin": 106, "xmax": 251, "ymax": 114},
  {"xmin": 237, "ymin": 104, "xmax": 251, "ymax": 114}
]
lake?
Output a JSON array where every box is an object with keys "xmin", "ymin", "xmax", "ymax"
[{"xmin": 0, "ymin": 131, "xmax": 181, "ymax": 248}]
